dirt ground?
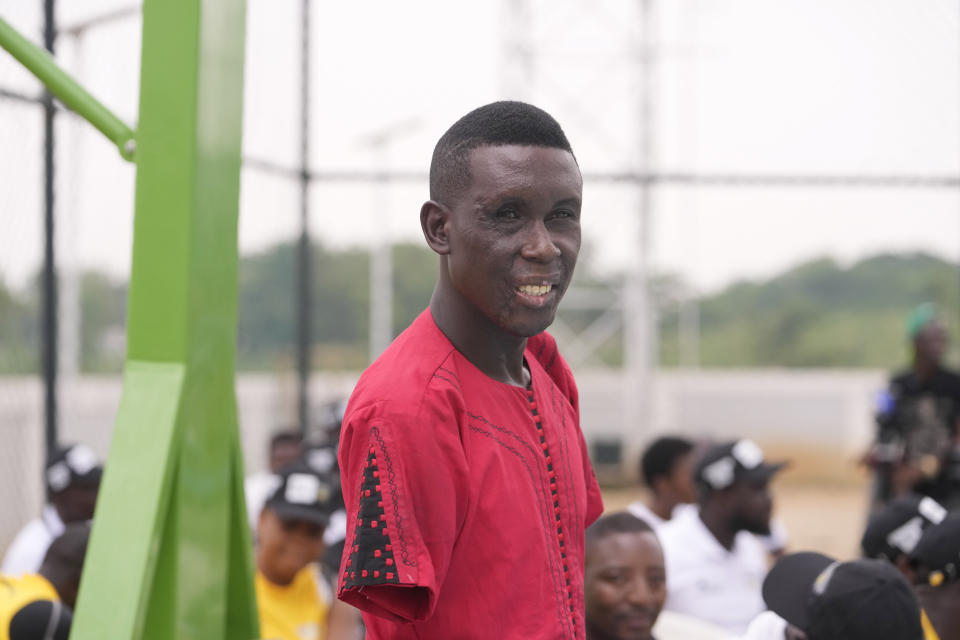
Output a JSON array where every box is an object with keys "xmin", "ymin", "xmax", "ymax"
[{"xmin": 601, "ymin": 478, "xmax": 872, "ymax": 560}]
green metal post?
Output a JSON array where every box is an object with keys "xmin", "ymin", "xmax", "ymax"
[
  {"xmin": 0, "ymin": 16, "xmax": 136, "ymax": 161},
  {"xmin": 61, "ymin": 0, "xmax": 256, "ymax": 637}
]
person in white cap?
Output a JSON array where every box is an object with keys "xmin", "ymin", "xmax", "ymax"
[
  {"xmin": 658, "ymin": 439, "xmax": 787, "ymax": 636},
  {"xmin": 2, "ymin": 444, "xmax": 101, "ymax": 575}
]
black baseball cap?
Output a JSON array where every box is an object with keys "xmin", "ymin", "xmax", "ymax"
[
  {"xmin": 695, "ymin": 439, "xmax": 787, "ymax": 491},
  {"xmin": 9, "ymin": 600, "xmax": 72, "ymax": 640},
  {"xmin": 263, "ymin": 462, "xmax": 336, "ymax": 527},
  {"xmin": 45, "ymin": 444, "xmax": 102, "ymax": 494},
  {"xmin": 861, "ymin": 494, "xmax": 947, "ymax": 561},
  {"xmin": 763, "ymin": 551, "xmax": 923, "ymax": 640},
  {"xmin": 910, "ymin": 513, "xmax": 960, "ymax": 588}
]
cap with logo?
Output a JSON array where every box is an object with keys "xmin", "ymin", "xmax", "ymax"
[
  {"xmin": 910, "ymin": 513, "xmax": 960, "ymax": 588},
  {"xmin": 861, "ymin": 494, "xmax": 947, "ymax": 561},
  {"xmin": 763, "ymin": 551, "xmax": 923, "ymax": 640},
  {"xmin": 695, "ymin": 439, "xmax": 787, "ymax": 491},
  {"xmin": 263, "ymin": 462, "xmax": 337, "ymax": 527},
  {"xmin": 45, "ymin": 444, "xmax": 102, "ymax": 494}
]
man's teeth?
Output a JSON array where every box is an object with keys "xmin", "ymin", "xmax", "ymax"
[{"xmin": 518, "ymin": 284, "xmax": 552, "ymax": 296}]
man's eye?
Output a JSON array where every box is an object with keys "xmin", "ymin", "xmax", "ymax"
[
  {"xmin": 549, "ymin": 209, "xmax": 577, "ymax": 221},
  {"xmin": 495, "ymin": 206, "xmax": 520, "ymax": 219}
]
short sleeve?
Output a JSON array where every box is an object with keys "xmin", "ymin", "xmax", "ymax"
[{"xmin": 336, "ymin": 389, "xmax": 469, "ymax": 623}]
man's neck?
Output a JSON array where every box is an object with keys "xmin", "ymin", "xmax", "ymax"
[
  {"xmin": 699, "ymin": 507, "xmax": 736, "ymax": 551},
  {"xmin": 913, "ymin": 358, "xmax": 939, "ymax": 381},
  {"xmin": 430, "ymin": 289, "xmax": 529, "ymax": 387},
  {"xmin": 917, "ymin": 583, "xmax": 960, "ymax": 639},
  {"xmin": 647, "ymin": 495, "xmax": 675, "ymax": 522}
]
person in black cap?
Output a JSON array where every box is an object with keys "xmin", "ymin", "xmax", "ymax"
[
  {"xmin": 763, "ymin": 551, "xmax": 924, "ymax": 640},
  {"xmin": 910, "ymin": 513, "xmax": 960, "ymax": 639},
  {"xmin": 860, "ymin": 494, "xmax": 947, "ymax": 584},
  {"xmin": 658, "ymin": 439, "xmax": 788, "ymax": 635},
  {"xmin": 0, "ymin": 523, "xmax": 90, "ymax": 640},
  {"xmin": 254, "ymin": 462, "xmax": 359, "ymax": 640},
  {"xmin": 2, "ymin": 444, "xmax": 101, "ymax": 575}
]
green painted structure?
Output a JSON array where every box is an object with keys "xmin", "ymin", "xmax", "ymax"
[{"xmin": 0, "ymin": 0, "xmax": 258, "ymax": 637}]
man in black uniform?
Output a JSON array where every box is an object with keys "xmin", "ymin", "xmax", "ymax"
[{"xmin": 871, "ymin": 304, "xmax": 960, "ymax": 508}]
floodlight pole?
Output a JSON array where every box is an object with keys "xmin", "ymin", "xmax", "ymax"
[{"xmin": 296, "ymin": 0, "xmax": 312, "ymax": 436}]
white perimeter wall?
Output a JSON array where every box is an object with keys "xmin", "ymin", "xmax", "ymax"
[{"xmin": 0, "ymin": 368, "xmax": 887, "ymax": 550}]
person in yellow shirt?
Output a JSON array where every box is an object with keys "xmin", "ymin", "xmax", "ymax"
[
  {"xmin": 255, "ymin": 463, "xmax": 359, "ymax": 640},
  {"xmin": 0, "ymin": 523, "xmax": 89, "ymax": 640}
]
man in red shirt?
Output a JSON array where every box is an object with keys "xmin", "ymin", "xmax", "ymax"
[{"xmin": 336, "ymin": 101, "xmax": 604, "ymax": 639}]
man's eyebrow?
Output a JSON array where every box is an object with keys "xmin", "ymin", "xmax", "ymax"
[{"xmin": 553, "ymin": 197, "xmax": 582, "ymax": 208}]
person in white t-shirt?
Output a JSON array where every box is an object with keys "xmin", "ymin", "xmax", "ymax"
[
  {"xmin": 2, "ymin": 444, "xmax": 101, "ymax": 575},
  {"xmin": 627, "ymin": 437, "xmax": 697, "ymax": 531},
  {"xmin": 659, "ymin": 439, "xmax": 787, "ymax": 636}
]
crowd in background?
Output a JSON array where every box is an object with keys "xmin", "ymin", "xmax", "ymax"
[{"xmin": 1, "ymin": 306, "xmax": 958, "ymax": 639}]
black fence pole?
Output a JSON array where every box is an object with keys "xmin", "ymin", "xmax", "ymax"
[{"xmin": 42, "ymin": 0, "xmax": 58, "ymax": 460}]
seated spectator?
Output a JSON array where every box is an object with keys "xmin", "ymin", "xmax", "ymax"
[
  {"xmin": 910, "ymin": 514, "xmax": 960, "ymax": 639},
  {"xmin": 658, "ymin": 439, "xmax": 787, "ymax": 635},
  {"xmin": 762, "ymin": 551, "xmax": 924, "ymax": 640},
  {"xmin": 860, "ymin": 494, "xmax": 947, "ymax": 583},
  {"xmin": 584, "ymin": 511, "xmax": 728, "ymax": 640},
  {"xmin": 584, "ymin": 512, "xmax": 666, "ymax": 640},
  {"xmin": 0, "ymin": 523, "xmax": 90, "ymax": 640},
  {"xmin": 2, "ymin": 444, "xmax": 101, "ymax": 575},
  {"xmin": 628, "ymin": 437, "xmax": 697, "ymax": 530},
  {"xmin": 246, "ymin": 430, "xmax": 305, "ymax": 533},
  {"xmin": 255, "ymin": 462, "xmax": 358, "ymax": 640}
]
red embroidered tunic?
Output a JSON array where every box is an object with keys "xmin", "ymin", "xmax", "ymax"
[{"xmin": 337, "ymin": 309, "xmax": 604, "ymax": 639}]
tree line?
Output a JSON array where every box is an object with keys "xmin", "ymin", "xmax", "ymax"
[{"xmin": 0, "ymin": 245, "xmax": 956, "ymax": 374}]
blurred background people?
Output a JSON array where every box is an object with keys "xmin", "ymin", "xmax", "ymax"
[
  {"xmin": 628, "ymin": 437, "xmax": 697, "ymax": 530},
  {"xmin": 255, "ymin": 462, "xmax": 359, "ymax": 640},
  {"xmin": 584, "ymin": 512, "xmax": 666, "ymax": 640},
  {"xmin": 909, "ymin": 513, "xmax": 960, "ymax": 640},
  {"xmin": 0, "ymin": 523, "xmax": 90, "ymax": 640},
  {"xmin": 584, "ymin": 511, "xmax": 728, "ymax": 640},
  {"xmin": 762, "ymin": 551, "xmax": 924, "ymax": 640},
  {"xmin": 659, "ymin": 439, "xmax": 787, "ymax": 635},
  {"xmin": 2, "ymin": 445, "xmax": 100, "ymax": 575},
  {"xmin": 870, "ymin": 304, "xmax": 960, "ymax": 509},
  {"xmin": 246, "ymin": 429, "xmax": 305, "ymax": 533},
  {"xmin": 860, "ymin": 493, "xmax": 947, "ymax": 583}
]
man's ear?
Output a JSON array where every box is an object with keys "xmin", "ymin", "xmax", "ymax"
[{"xmin": 420, "ymin": 200, "xmax": 451, "ymax": 255}]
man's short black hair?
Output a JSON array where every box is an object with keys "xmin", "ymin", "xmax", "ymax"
[
  {"xmin": 429, "ymin": 101, "xmax": 576, "ymax": 204},
  {"xmin": 640, "ymin": 436, "xmax": 694, "ymax": 488},
  {"xmin": 586, "ymin": 512, "xmax": 654, "ymax": 548}
]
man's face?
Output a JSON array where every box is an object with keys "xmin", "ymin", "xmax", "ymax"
[
  {"xmin": 915, "ymin": 322, "xmax": 948, "ymax": 364},
  {"xmin": 585, "ymin": 531, "xmax": 666, "ymax": 640},
  {"xmin": 256, "ymin": 509, "xmax": 325, "ymax": 585},
  {"xmin": 664, "ymin": 452, "xmax": 697, "ymax": 506},
  {"xmin": 269, "ymin": 440, "xmax": 304, "ymax": 473},
  {"xmin": 730, "ymin": 477, "xmax": 774, "ymax": 535},
  {"xmin": 441, "ymin": 145, "xmax": 582, "ymax": 338},
  {"xmin": 53, "ymin": 484, "xmax": 98, "ymax": 523}
]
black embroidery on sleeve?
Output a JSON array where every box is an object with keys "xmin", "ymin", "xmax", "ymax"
[{"xmin": 342, "ymin": 443, "xmax": 402, "ymax": 588}]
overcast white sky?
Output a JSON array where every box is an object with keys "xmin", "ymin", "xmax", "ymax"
[{"xmin": 1, "ymin": 0, "xmax": 958, "ymax": 294}]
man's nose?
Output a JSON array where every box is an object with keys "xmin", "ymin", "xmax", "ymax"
[
  {"xmin": 520, "ymin": 219, "xmax": 560, "ymax": 261},
  {"xmin": 625, "ymin": 577, "xmax": 653, "ymax": 607}
]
